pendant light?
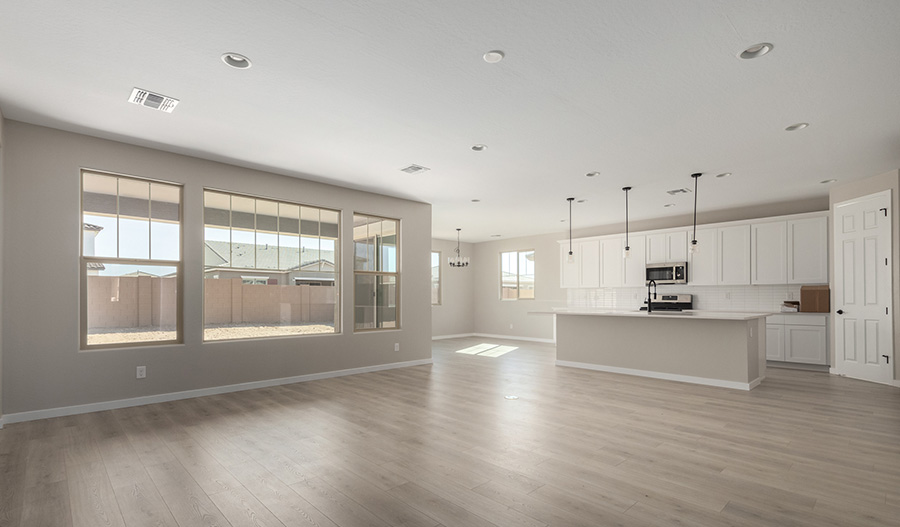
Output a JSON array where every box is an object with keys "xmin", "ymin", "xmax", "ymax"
[
  {"xmin": 690, "ymin": 173, "xmax": 702, "ymax": 254},
  {"xmin": 567, "ymin": 197, "xmax": 575, "ymax": 264},
  {"xmin": 622, "ymin": 187, "xmax": 632, "ymax": 259},
  {"xmin": 448, "ymin": 228, "xmax": 469, "ymax": 267}
]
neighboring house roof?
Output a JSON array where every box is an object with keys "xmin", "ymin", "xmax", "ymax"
[
  {"xmin": 83, "ymin": 223, "xmax": 104, "ymax": 231},
  {"xmin": 86, "ymin": 262, "xmax": 106, "ymax": 270},
  {"xmin": 204, "ymin": 240, "xmax": 335, "ymax": 271}
]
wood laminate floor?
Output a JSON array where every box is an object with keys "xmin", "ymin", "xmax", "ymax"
[{"xmin": 2, "ymin": 336, "xmax": 899, "ymax": 526}]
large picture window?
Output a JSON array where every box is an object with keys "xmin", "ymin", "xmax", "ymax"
[
  {"xmin": 431, "ymin": 251, "xmax": 441, "ymax": 305},
  {"xmin": 353, "ymin": 214, "xmax": 399, "ymax": 330},
  {"xmin": 81, "ymin": 170, "xmax": 182, "ymax": 348},
  {"xmin": 501, "ymin": 250, "xmax": 535, "ymax": 300},
  {"xmin": 203, "ymin": 190, "xmax": 340, "ymax": 341}
]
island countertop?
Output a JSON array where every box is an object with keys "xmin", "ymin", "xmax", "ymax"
[{"xmin": 532, "ymin": 308, "xmax": 772, "ymax": 321}]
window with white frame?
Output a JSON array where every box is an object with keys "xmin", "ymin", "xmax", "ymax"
[
  {"xmin": 203, "ymin": 190, "xmax": 340, "ymax": 341},
  {"xmin": 431, "ymin": 251, "xmax": 441, "ymax": 305},
  {"xmin": 353, "ymin": 214, "xmax": 399, "ymax": 330},
  {"xmin": 81, "ymin": 170, "xmax": 183, "ymax": 348},
  {"xmin": 500, "ymin": 250, "xmax": 535, "ymax": 300}
]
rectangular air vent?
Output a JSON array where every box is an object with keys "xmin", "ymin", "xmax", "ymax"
[
  {"xmin": 400, "ymin": 164, "xmax": 430, "ymax": 174},
  {"xmin": 129, "ymin": 88, "xmax": 179, "ymax": 113},
  {"xmin": 666, "ymin": 188, "xmax": 692, "ymax": 195}
]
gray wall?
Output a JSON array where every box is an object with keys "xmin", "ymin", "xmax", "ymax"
[
  {"xmin": 829, "ymin": 169, "xmax": 900, "ymax": 381},
  {"xmin": 431, "ymin": 238, "xmax": 474, "ymax": 337},
  {"xmin": 0, "ymin": 109, "xmax": 5, "ymax": 421},
  {"xmin": 471, "ymin": 197, "xmax": 830, "ymax": 341},
  {"xmin": 1, "ymin": 120, "xmax": 432, "ymax": 416}
]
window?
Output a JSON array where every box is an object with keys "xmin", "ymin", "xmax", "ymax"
[
  {"xmin": 431, "ymin": 251, "xmax": 441, "ymax": 305},
  {"xmin": 81, "ymin": 170, "xmax": 182, "ymax": 348},
  {"xmin": 203, "ymin": 190, "xmax": 340, "ymax": 341},
  {"xmin": 501, "ymin": 250, "xmax": 535, "ymax": 300},
  {"xmin": 353, "ymin": 214, "xmax": 399, "ymax": 330}
]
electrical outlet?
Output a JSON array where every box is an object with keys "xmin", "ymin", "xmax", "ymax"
[
  {"xmin": 725, "ymin": 292, "xmax": 732, "ymax": 300},
  {"xmin": 136, "ymin": 366, "xmax": 146, "ymax": 379},
  {"xmin": 394, "ymin": 343, "xmax": 400, "ymax": 352},
  {"xmin": 509, "ymin": 323, "xmax": 514, "ymax": 329},
  {"xmin": 787, "ymin": 292, "xmax": 794, "ymax": 300}
]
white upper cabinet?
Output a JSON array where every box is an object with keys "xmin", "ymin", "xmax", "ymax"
[
  {"xmin": 646, "ymin": 231, "xmax": 688, "ymax": 264},
  {"xmin": 787, "ymin": 216, "xmax": 828, "ymax": 284},
  {"xmin": 751, "ymin": 221, "xmax": 788, "ymax": 284},
  {"xmin": 718, "ymin": 225, "xmax": 751, "ymax": 285},
  {"xmin": 599, "ymin": 237, "xmax": 625, "ymax": 287},
  {"xmin": 560, "ymin": 240, "xmax": 599, "ymax": 288},
  {"xmin": 689, "ymin": 228, "xmax": 718, "ymax": 285},
  {"xmin": 624, "ymin": 234, "xmax": 647, "ymax": 287}
]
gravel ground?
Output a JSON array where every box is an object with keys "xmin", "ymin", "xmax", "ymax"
[{"xmin": 87, "ymin": 323, "xmax": 335, "ymax": 345}]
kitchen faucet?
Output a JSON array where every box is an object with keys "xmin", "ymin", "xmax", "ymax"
[{"xmin": 647, "ymin": 279, "xmax": 657, "ymax": 313}]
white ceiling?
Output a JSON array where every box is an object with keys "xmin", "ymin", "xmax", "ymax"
[{"xmin": 1, "ymin": 1, "xmax": 899, "ymax": 242}]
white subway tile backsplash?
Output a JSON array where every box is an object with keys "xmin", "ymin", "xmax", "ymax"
[{"xmin": 568, "ymin": 284, "xmax": 802, "ymax": 312}]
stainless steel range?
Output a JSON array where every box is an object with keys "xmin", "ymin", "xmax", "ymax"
[{"xmin": 639, "ymin": 293, "xmax": 693, "ymax": 312}]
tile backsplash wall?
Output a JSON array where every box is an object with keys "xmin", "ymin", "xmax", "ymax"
[{"xmin": 568, "ymin": 284, "xmax": 803, "ymax": 312}]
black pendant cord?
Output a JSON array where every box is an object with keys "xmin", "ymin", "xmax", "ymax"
[
  {"xmin": 691, "ymin": 173, "xmax": 701, "ymax": 244},
  {"xmin": 567, "ymin": 197, "xmax": 574, "ymax": 255},
  {"xmin": 622, "ymin": 187, "xmax": 632, "ymax": 250}
]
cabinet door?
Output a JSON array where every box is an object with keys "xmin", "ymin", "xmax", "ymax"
[
  {"xmin": 560, "ymin": 244, "xmax": 579, "ymax": 288},
  {"xmin": 579, "ymin": 240, "xmax": 601, "ymax": 288},
  {"xmin": 646, "ymin": 234, "xmax": 667, "ymax": 264},
  {"xmin": 784, "ymin": 325, "xmax": 827, "ymax": 364},
  {"xmin": 751, "ymin": 222, "xmax": 787, "ymax": 284},
  {"xmin": 599, "ymin": 238, "xmax": 624, "ymax": 287},
  {"xmin": 689, "ymin": 228, "xmax": 718, "ymax": 285},
  {"xmin": 766, "ymin": 324, "xmax": 785, "ymax": 361},
  {"xmin": 788, "ymin": 216, "xmax": 828, "ymax": 284},
  {"xmin": 624, "ymin": 235, "xmax": 647, "ymax": 287},
  {"xmin": 719, "ymin": 225, "xmax": 751, "ymax": 285},
  {"xmin": 667, "ymin": 231, "xmax": 688, "ymax": 262}
]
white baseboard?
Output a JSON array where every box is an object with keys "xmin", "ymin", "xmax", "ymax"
[
  {"xmin": 431, "ymin": 333, "xmax": 476, "ymax": 340},
  {"xmin": 0, "ymin": 358, "xmax": 434, "ymax": 426},
  {"xmin": 556, "ymin": 360, "xmax": 758, "ymax": 391},
  {"xmin": 472, "ymin": 333, "xmax": 556, "ymax": 344}
]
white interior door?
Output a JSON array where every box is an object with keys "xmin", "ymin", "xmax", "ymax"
[{"xmin": 833, "ymin": 190, "xmax": 893, "ymax": 384}]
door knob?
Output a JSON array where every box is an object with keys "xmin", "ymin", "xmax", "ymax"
[{"xmin": 836, "ymin": 309, "xmax": 844, "ymax": 314}]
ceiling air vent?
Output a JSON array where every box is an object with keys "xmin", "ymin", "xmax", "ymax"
[
  {"xmin": 128, "ymin": 88, "xmax": 179, "ymax": 113},
  {"xmin": 666, "ymin": 188, "xmax": 692, "ymax": 196},
  {"xmin": 400, "ymin": 164, "xmax": 430, "ymax": 174}
]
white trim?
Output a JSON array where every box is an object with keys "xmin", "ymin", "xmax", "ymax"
[
  {"xmin": 0, "ymin": 358, "xmax": 433, "ymax": 426},
  {"xmin": 432, "ymin": 333, "xmax": 476, "ymax": 340},
  {"xmin": 556, "ymin": 360, "xmax": 759, "ymax": 391}
]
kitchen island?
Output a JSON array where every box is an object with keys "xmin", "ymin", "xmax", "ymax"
[{"xmin": 538, "ymin": 309, "xmax": 769, "ymax": 390}]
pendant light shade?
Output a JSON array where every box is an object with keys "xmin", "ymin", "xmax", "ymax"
[
  {"xmin": 622, "ymin": 187, "xmax": 632, "ymax": 259},
  {"xmin": 448, "ymin": 228, "xmax": 469, "ymax": 267},
  {"xmin": 566, "ymin": 197, "xmax": 575, "ymax": 264},
  {"xmin": 690, "ymin": 173, "xmax": 702, "ymax": 254}
]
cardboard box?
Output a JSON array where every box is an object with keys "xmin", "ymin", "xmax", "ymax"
[{"xmin": 800, "ymin": 285, "xmax": 830, "ymax": 313}]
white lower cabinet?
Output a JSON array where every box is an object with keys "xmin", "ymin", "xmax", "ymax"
[{"xmin": 766, "ymin": 314, "xmax": 828, "ymax": 365}]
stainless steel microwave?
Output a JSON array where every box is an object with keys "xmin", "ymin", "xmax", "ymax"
[{"xmin": 646, "ymin": 262, "xmax": 688, "ymax": 285}]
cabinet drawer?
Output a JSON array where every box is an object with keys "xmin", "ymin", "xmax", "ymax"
[{"xmin": 782, "ymin": 314, "xmax": 827, "ymax": 326}]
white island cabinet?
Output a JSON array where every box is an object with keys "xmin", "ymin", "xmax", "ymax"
[{"xmin": 767, "ymin": 314, "xmax": 828, "ymax": 365}]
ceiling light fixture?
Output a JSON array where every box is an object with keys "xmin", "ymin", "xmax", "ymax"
[
  {"xmin": 491, "ymin": 234, "xmax": 502, "ymax": 238},
  {"xmin": 471, "ymin": 199, "xmax": 481, "ymax": 202},
  {"xmin": 785, "ymin": 122, "xmax": 809, "ymax": 131},
  {"xmin": 739, "ymin": 43, "xmax": 773, "ymax": 59},
  {"xmin": 664, "ymin": 203, "xmax": 675, "ymax": 208},
  {"xmin": 716, "ymin": 172, "xmax": 732, "ymax": 178},
  {"xmin": 622, "ymin": 187, "xmax": 632, "ymax": 259},
  {"xmin": 690, "ymin": 173, "xmax": 702, "ymax": 254},
  {"xmin": 820, "ymin": 179, "xmax": 838, "ymax": 184},
  {"xmin": 471, "ymin": 144, "xmax": 487, "ymax": 151},
  {"xmin": 586, "ymin": 172, "xmax": 601, "ymax": 177},
  {"xmin": 577, "ymin": 199, "xmax": 586, "ymax": 203},
  {"xmin": 567, "ymin": 197, "xmax": 575, "ymax": 264},
  {"xmin": 221, "ymin": 52, "xmax": 252, "ymax": 69},
  {"xmin": 483, "ymin": 50, "xmax": 505, "ymax": 63},
  {"xmin": 448, "ymin": 228, "xmax": 469, "ymax": 268}
]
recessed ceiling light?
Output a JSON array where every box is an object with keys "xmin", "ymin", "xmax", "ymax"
[
  {"xmin": 739, "ymin": 43, "xmax": 773, "ymax": 59},
  {"xmin": 471, "ymin": 199, "xmax": 481, "ymax": 202},
  {"xmin": 483, "ymin": 50, "xmax": 505, "ymax": 63},
  {"xmin": 785, "ymin": 122, "xmax": 809, "ymax": 131},
  {"xmin": 586, "ymin": 172, "xmax": 601, "ymax": 177},
  {"xmin": 577, "ymin": 199, "xmax": 586, "ymax": 203},
  {"xmin": 221, "ymin": 52, "xmax": 252, "ymax": 69},
  {"xmin": 560, "ymin": 219, "xmax": 566, "ymax": 222},
  {"xmin": 716, "ymin": 172, "xmax": 732, "ymax": 178},
  {"xmin": 664, "ymin": 203, "xmax": 675, "ymax": 208},
  {"xmin": 491, "ymin": 234, "xmax": 502, "ymax": 238},
  {"xmin": 820, "ymin": 179, "xmax": 838, "ymax": 184},
  {"xmin": 504, "ymin": 395, "xmax": 519, "ymax": 400},
  {"xmin": 471, "ymin": 144, "xmax": 487, "ymax": 151}
]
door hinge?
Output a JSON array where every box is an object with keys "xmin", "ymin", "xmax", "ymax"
[{"xmin": 880, "ymin": 207, "xmax": 888, "ymax": 217}]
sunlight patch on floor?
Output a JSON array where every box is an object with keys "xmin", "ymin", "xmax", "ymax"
[{"xmin": 454, "ymin": 343, "xmax": 518, "ymax": 357}]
